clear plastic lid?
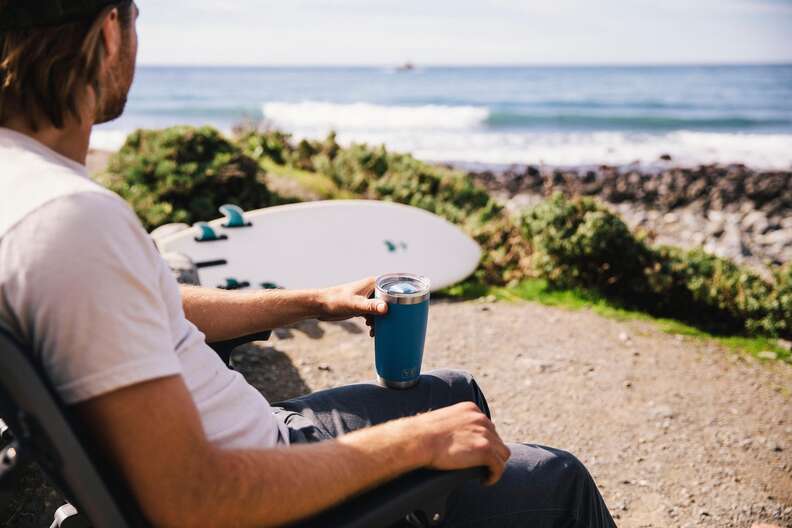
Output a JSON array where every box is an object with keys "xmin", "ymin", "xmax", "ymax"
[
  {"xmin": 386, "ymin": 281, "xmax": 420, "ymax": 295},
  {"xmin": 375, "ymin": 273, "xmax": 430, "ymax": 304}
]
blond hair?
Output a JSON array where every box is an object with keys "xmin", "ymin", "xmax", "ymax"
[{"xmin": 0, "ymin": 2, "xmax": 131, "ymax": 130}]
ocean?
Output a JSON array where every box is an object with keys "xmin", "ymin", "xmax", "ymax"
[{"xmin": 91, "ymin": 64, "xmax": 792, "ymax": 169}]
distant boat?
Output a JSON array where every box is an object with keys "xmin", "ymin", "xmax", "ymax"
[{"xmin": 396, "ymin": 61, "xmax": 415, "ymax": 72}]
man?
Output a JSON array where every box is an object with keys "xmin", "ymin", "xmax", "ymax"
[{"xmin": 0, "ymin": 1, "xmax": 616, "ymax": 526}]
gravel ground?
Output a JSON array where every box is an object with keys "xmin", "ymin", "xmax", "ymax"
[
  {"xmin": 3, "ymin": 299, "xmax": 790, "ymax": 527},
  {"xmin": 233, "ymin": 299, "xmax": 792, "ymax": 528}
]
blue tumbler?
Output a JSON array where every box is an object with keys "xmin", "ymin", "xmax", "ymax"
[{"xmin": 374, "ymin": 273, "xmax": 431, "ymax": 389}]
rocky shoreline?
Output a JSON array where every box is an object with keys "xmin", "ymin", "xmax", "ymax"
[{"xmin": 466, "ymin": 163, "xmax": 792, "ymax": 272}]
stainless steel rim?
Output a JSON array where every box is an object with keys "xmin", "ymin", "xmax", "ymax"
[
  {"xmin": 377, "ymin": 375, "xmax": 420, "ymax": 389},
  {"xmin": 375, "ymin": 273, "xmax": 430, "ymax": 305}
]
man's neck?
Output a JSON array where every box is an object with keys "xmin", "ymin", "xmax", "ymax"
[{"xmin": 2, "ymin": 114, "xmax": 93, "ymax": 166}]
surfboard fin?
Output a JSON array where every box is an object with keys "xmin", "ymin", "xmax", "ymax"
[
  {"xmin": 193, "ymin": 222, "xmax": 228, "ymax": 242},
  {"xmin": 218, "ymin": 278, "xmax": 250, "ymax": 290},
  {"xmin": 219, "ymin": 204, "xmax": 251, "ymax": 228}
]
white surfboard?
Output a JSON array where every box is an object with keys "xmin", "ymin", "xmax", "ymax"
[{"xmin": 155, "ymin": 200, "xmax": 481, "ymax": 291}]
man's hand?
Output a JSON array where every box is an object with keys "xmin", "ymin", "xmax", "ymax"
[
  {"xmin": 411, "ymin": 402, "xmax": 511, "ymax": 486},
  {"xmin": 317, "ymin": 276, "xmax": 388, "ymax": 323}
]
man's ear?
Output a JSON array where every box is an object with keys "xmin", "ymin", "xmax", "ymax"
[{"xmin": 100, "ymin": 7, "xmax": 123, "ymax": 66}]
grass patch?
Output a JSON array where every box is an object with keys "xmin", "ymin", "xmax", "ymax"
[
  {"xmin": 440, "ymin": 278, "xmax": 791, "ymax": 363},
  {"xmin": 259, "ymin": 158, "xmax": 356, "ymax": 200}
]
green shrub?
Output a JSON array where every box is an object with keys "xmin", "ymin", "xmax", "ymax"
[
  {"xmin": 99, "ymin": 126, "xmax": 282, "ymax": 230},
  {"xmin": 657, "ymin": 247, "xmax": 774, "ymax": 334},
  {"xmin": 236, "ymin": 129, "xmax": 292, "ymax": 165},
  {"xmin": 521, "ymin": 193, "xmax": 791, "ymax": 338},
  {"xmin": 522, "ymin": 193, "xmax": 653, "ymax": 295}
]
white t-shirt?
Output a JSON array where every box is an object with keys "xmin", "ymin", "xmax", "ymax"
[{"xmin": 0, "ymin": 127, "xmax": 288, "ymax": 449}]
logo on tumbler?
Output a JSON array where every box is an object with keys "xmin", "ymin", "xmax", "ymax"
[{"xmin": 402, "ymin": 367, "xmax": 417, "ymax": 378}]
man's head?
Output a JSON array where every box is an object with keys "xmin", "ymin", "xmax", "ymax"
[{"xmin": 0, "ymin": 0, "xmax": 139, "ymax": 131}]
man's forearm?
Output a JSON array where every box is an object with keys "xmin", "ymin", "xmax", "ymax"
[
  {"xmin": 180, "ymin": 285, "xmax": 321, "ymax": 342},
  {"xmin": 172, "ymin": 418, "xmax": 429, "ymax": 528}
]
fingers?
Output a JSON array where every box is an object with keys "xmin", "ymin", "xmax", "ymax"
[
  {"xmin": 483, "ymin": 435, "xmax": 509, "ymax": 486},
  {"xmin": 495, "ymin": 438, "xmax": 511, "ymax": 463},
  {"xmin": 356, "ymin": 276, "xmax": 377, "ymax": 297}
]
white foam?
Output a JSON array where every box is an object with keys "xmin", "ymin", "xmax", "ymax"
[
  {"xmin": 262, "ymin": 101, "xmax": 489, "ymax": 131},
  {"xmin": 89, "ymin": 125, "xmax": 792, "ymax": 170},
  {"xmin": 89, "ymin": 129, "xmax": 129, "ymax": 152},
  {"xmin": 294, "ymin": 129, "xmax": 792, "ymax": 170}
]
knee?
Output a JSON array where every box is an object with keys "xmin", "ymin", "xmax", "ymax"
[
  {"xmin": 549, "ymin": 448, "xmax": 593, "ymax": 486},
  {"xmin": 426, "ymin": 368, "xmax": 490, "ymax": 417}
]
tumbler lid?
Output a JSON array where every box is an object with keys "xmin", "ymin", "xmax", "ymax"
[{"xmin": 375, "ymin": 273, "xmax": 430, "ymax": 305}]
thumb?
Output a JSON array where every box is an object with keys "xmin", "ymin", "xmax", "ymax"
[{"xmin": 359, "ymin": 298, "xmax": 387, "ymax": 315}]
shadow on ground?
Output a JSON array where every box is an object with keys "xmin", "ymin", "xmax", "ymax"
[
  {"xmin": 274, "ymin": 318, "xmax": 364, "ymax": 341},
  {"xmin": 232, "ymin": 342, "xmax": 312, "ymax": 401}
]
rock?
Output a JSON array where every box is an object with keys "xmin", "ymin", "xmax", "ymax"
[
  {"xmin": 757, "ymin": 351, "xmax": 778, "ymax": 360},
  {"xmin": 777, "ymin": 339, "xmax": 792, "ymax": 352},
  {"xmin": 650, "ymin": 404, "xmax": 675, "ymax": 419},
  {"xmin": 708, "ymin": 210, "xmax": 725, "ymax": 223},
  {"xmin": 742, "ymin": 210, "xmax": 770, "ymax": 234},
  {"xmin": 618, "ymin": 332, "xmax": 631, "ymax": 343},
  {"xmin": 659, "ymin": 153, "xmax": 673, "ymax": 161},
  {"xmin": 762, "ymin": 229, "xmax": 792, "ymax": 247},
  {"xmin": 317, "ymin": 363, "xmax": 332, "ymax": 371}
]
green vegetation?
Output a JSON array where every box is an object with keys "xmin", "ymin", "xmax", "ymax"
[
  {"xmin": 520, "ymin": 193, "xmax": 791, "ymax": 339},
  {"xmin": 98, "ymin": 126, "xmax": 285, "ymax": 230},
  {"xmin": 101, "ymin": 125, "xmax": 791, "ymax": 359}
]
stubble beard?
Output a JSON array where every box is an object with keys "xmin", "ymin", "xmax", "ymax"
[{"xmin": 95, "ymin": 40, "xmax": 135, "ymax": 125}]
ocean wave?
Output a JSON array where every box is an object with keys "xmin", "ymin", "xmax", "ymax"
[
  {"xmin": 311, "ymin": 130, "xmax": 792, "ymax": 169},
  {"xmin": 487, "ymin": 112, "xmax": 789, "ymax": 130},
  {"xmin": 262, "ymin": 101, "xmax": 490, "ymax": 131},
  {"xmin": 259, "ymin": 100, "xmax": 788, "ymax": 133}
]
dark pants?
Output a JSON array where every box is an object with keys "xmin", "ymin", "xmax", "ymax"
[{"xmin": 273, "ymin": 369, "xmax": 616, "ymax": 528}]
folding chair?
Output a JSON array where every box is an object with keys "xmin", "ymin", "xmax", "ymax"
[{"xmin": 0, "ymin": 328, "xmax": 483, "ymax": 527}]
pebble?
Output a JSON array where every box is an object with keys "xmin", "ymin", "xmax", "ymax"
[
  {"xmin": 317, "ymin": 363, "xmax": 332, "ymax": 371},
  {"xmin": 650, "ymin": 404, "xmax": 675, "ymax": 419}
]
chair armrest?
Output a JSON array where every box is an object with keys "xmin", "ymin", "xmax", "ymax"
[
  {"xmin": 208, "ymin": 331, "xmax": 272, "ymax": 365},
  {"xmin": 292, "ymin": 467, "xmax": 485, "ymax": 528}
]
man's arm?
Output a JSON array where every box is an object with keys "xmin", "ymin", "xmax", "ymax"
[
  {"xmin": 74, "ymin": 376, "xmax": 509, "ymax": 528},
  {"xmin": 180, "ymin": 277, "xmax": 387, "ymax": 342}
]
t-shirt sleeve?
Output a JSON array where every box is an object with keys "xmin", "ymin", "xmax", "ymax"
[{"xmin": 2, "ymin": 191, "xmax": 182, "ymax": 404}]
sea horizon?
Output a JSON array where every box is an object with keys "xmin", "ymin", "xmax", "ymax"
[{"xmin": 92, "ymin": 64, "xmax": 792, "ymax": 170}]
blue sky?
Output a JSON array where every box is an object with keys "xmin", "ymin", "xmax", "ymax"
[{"xmin": 136, "ymin": 0, "xmax": 792, "ymax": 65}]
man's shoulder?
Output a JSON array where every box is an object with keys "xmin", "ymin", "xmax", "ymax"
[{"xmin": 0, "ymin": 128, "xmax": 120, "ymax": 237}]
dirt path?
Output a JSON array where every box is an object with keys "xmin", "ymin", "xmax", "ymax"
[{"xmin": 235, "ymin": 299, "xmax": 792, "ymax": 528}]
